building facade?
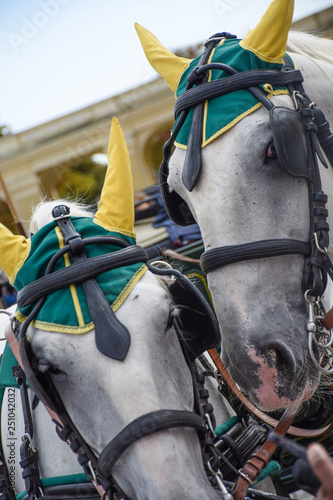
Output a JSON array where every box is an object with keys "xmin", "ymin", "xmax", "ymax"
[{"xmin": 0, "ymin": 6, "xmax": 332, "ymax": 231}]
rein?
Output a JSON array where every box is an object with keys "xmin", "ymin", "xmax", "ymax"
[{"xmin": 208, "ymin": 347, "xmax": 333, "ymax": 499}]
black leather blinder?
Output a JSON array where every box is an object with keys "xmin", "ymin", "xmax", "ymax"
[
  {"xmin": 270, "ymin": 106, "xmax": 313, "ymax": 182},
  {"xmin": 160, "ymin": 157, "xmax": 196, "ymax": 226}
]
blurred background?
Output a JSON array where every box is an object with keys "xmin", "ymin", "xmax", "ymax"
[{"xmin": 0, "ymin": 0, "xmax": 333, "ymax": 231}]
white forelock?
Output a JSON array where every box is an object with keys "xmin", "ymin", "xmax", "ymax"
[{"xmin": 29, "ymin": 198, "xmax": 94, "ymax": 235}]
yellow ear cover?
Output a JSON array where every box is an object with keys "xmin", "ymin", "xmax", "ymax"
[
  {"xmin": 0, "ymin": 223, "xmax": 29, "ymax": 284},
  {"xmin": 95, "ymin": 117, "xmax": 135, "ymax": 238},
  {"xmin": 135, "ymin": 23, "xmax": 191, "ymax": 93},
  {"xmin": 240, "ymin": 0, "xmax": 294, "ymax": 64}
]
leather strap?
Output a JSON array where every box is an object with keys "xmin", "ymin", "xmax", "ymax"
[
  {"xmin": 322, "ymin": 307, "xmax": 333, "ymax": 330},
  {"xmin": 208, "ymin": 348, "xmax": 311, "ymax": 500},
  {"xmin": 5, "ymin": 325, "xmax": 64, "ymax": 427},
  {"xmin": 17, "ymin": 244, "xmax": 148, "ymax": 309},
  {"xmin": 231, "ymin": 405, "xmax": 299, "ymax": 500},
  {"xmin": 97, "ymin": 410, "xmax": 206, "ymax": 478},
  {"xmin": 162, "ymin": 248, "xmax": 201, "ymax": 264},
  {"xmin": 201, "ymin": 239, "xmax": 311, "ymax": 275},
  {"xmin": 4, "ymin": 325, "xmax": 108, "ymax": 500},
  {"xmin": 174, "ymin": 69, "xmax": 304, "ymax": 118}
]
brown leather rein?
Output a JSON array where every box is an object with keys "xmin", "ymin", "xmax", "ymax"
[
  {"xmin": 208, "ymin": 347, "xmax": 333, "ymax": 500},
  {"xmin": 5, "ymin": 319, "xmax": 333, "ymax": 500}
]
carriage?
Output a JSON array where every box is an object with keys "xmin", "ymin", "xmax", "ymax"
[{"xmin": 0, "ymin": 0, "xmax": 333, "ymax": 498}]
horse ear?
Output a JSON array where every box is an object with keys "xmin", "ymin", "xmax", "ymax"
[
  {"xmin": 0, "ymin": 224, "xmax": 28, "ymax": 284},
  {"xmin": 135, "ymin": 23, "xmax": 191, "ymax": 93},
  {"xmin": 240, "ymin": 0, "xmax": 294, "ymax": 64},
  {"xmin": 95, "ymin": 118, "xmax": 135, "ymax": 236}
]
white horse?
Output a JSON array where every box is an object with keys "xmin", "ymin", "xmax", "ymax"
[
  {"xmin": 0, "ymin": 119, "xmax": 235, "ymax": 499},
  {"xmin": 137, "ymin": 0, "xmax": 333, "ymax": 412},
  {"xmin": 1, "ymin": 269, "xmax": 234, "ymax": 499}
]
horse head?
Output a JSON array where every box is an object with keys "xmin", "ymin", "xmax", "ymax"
[
  {"xmin": 0, "ymin": 119, "xmax": 226, "ymax": 499},
  {"xmin": 137, "ymin": 0, "xmax": 333, "ymax": 411}
]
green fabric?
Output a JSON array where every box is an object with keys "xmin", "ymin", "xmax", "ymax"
[
  {"xmin": 174, "ymin": 38, "xmax": 294, "ymax": 147},
  {"xmin": 254, "ymin": 460, "xmax": 281, "ymax": 484},
  {"xmin": 16, "ymin": 473, "xmax": 90, "ymax": 499},
  {"xmin": 0, "ymin": 342, "xmax": 22, "ymax": 389},
  {"xmin": 215, "ymin": 415, "xmax": 239, "ymax": 437},
  {"xmin": 14, "ymin": 217, "xmax": 145, "ymax": 332}
]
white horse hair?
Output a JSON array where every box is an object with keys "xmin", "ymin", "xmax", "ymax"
[
  {"xmin": 167, "ymin": 30, "xmax": 333, "ymax": 411},
  {"xmin": 2, "ymin": 199, "xmax": 236, "ymax": 499},
  {"xmin": 287, "ymin": 30, "xmax": 333, "ymax": 65},
  {"xmin": 29, "ymin": 198, "xmax": 94, "ymax": 234}
]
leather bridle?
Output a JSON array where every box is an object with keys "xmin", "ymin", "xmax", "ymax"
[
  {"xmin": 160, "ymin": 32, "xmax": 333, "ymax": 376},
  {"xmin": 5, "ymin": 207, "xmax": 222, "ymax": 499}
]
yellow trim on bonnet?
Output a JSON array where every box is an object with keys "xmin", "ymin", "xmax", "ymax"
[
  {"xmin": 55, "ymin": 227, "xmax": 85, "ymax": 327},
  {"xmin": 15, "ymin": 309, "xmax": 95, "ymax": 334},
  {"xmin": 10, "ymin": 239, "xmax": 31, "ymax": 285},
  {"xmin": 112, "ymin": 264, "xmax": 147, "ymax": 312},
  {"xmin": 93, "ymin": 218, "xmax": 136, "ymax": 240}
]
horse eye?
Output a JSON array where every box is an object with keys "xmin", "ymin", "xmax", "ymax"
[
  {"xmin": 266, "ymin": 142, "xmax": 277, "ymax": 160},
  {"xmin": 48, "ymin": 365, "xmax": 66, "ymax": 377},
  {"xmin": 167, "ymin": 304, "xmax": 179, "ymax": 328},
  {"xmin": 38, "ymin": 361, "xmax": 66, "ymax": 377},
  {"xmin": 167, "ymin": 312, "xmax": 174, "ymax": 328}
]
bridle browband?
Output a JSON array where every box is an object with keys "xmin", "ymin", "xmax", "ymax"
[{"xmin": 160, "ymin": 32, "xmax": 333, "ymax": 375}]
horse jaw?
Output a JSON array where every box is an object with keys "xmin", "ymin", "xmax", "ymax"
[
  {"xmin": 169, "ymin": 96, "xmax": 323, "ymax": 411},
  {"xmin": 28, "ymin": 272, "xmax": 223, "ymax": 500}
]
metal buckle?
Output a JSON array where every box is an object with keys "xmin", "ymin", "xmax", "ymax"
[
  {"xmin": 292, "ymin": 90, "xmax": 301, "ymax": 111},
  {"xmin": 305, "ymin": 292, "xmax": 333, "ymax": 375},
  {"xmin": 314, "ymin": 232, "xmax": 327, "ymax": 253},
  {"xmin": 206, "ymin": 461, "xmax": 233, "ymax": 498},
  {"xmin": 22, "ymin": 432, "xmax": 37, "ymax": 453},
  {"xmin": 205, "ymin": 412, "xmax": 216, "ymax": 438},
  {"xmin": 238, "ymin": 470, "xmax": 255, "ymax": 486}
]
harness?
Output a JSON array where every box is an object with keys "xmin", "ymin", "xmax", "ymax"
[
  {"xmin": 2, "ymin": 205, "xmax": 222, "ymax": 499},
  {"xmin": 160, "ymin": 32, "xmax": 333, "ymax": 376}
]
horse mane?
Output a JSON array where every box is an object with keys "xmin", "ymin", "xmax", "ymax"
[
  {"xmin": 30, "ymin": 198, "xmax": 94, "ymax": 234},
  {"xmin": 287, "ymin": 30, "xmax": 333, "ymax": 65}
]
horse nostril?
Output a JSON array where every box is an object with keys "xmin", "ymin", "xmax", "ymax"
[{"xmin": 265, "ymin": 341, "xmax": 297, "ymax": 375}]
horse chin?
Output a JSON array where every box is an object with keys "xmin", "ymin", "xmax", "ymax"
[{"xmin": 251, "ymin": 376, "xmax": 319, "ymax": 412}]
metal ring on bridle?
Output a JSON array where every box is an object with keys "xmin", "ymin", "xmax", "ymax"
[
  {"xmin": 312, "ymin": 329, "xmax": 333, "ymax": 349},
  {"xmin": 308, "ymin": 331, "xmax": 333, "ymax": 374}
]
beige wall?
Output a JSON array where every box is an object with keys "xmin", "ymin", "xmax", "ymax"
[
  {"xmin": 0, "ymin": 78, "xmax": 175, "ymax": 229},
  {"xmin": 292, "ymin": 6, "xmax": 333, "ymax": 37},
  {"xmin": 1, "ymin": 6, "xmax": 332, "ymax": 230}
]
